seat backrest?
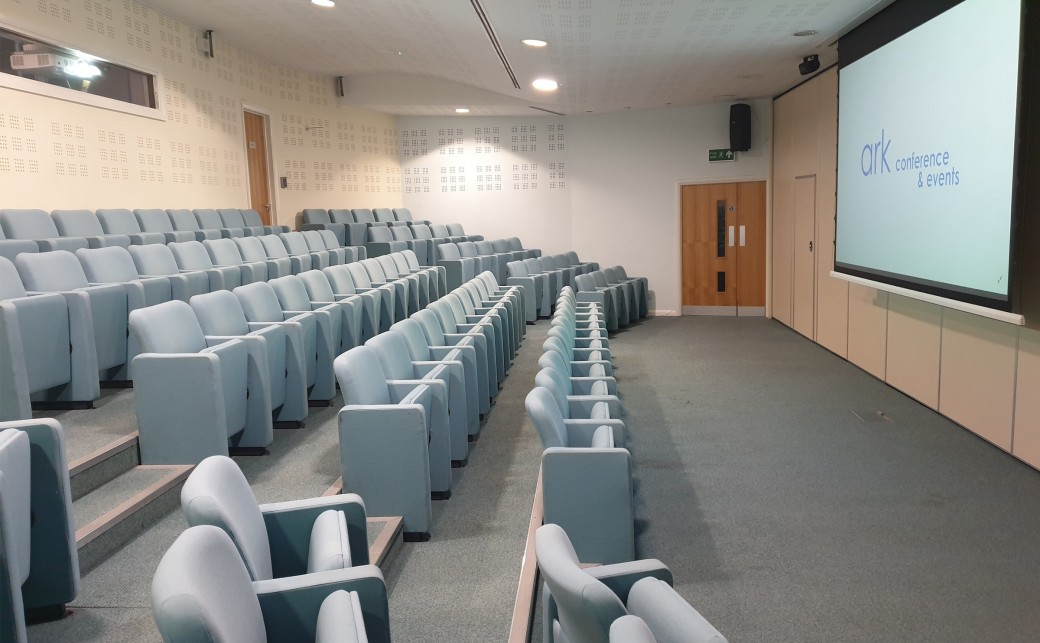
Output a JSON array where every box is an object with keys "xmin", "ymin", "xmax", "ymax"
[
  {"xmin": 507, "ymin": 261, "xmax": 530, "ymax": 278},
  {"xmin": 391, "ymin": 226, "xmax": 414, "ymax": 241},
  {"xmin": 535, "ymin": 523, "xmax": 627, "ymax": 643},
  {"xmin": 329, "ymin": 209, "xmax": 353, "ymax": 224},
  {"xmin": 179, "ymin": 455, "xmax": 272, "ymax": 581},
  {"xmin": 447, "ymin": 223, "xmax": 465, "ymax": 236},
  {"xmin": 333, "ymin": 346, "xmax": 390, "ymax": 405},
  {"xmin": 410, "ymin": 224, "xmax": 434, "ymax": 240},
  {"xmin": 129, "ymin": 300, "xmax": 207, "ymax": 354},
  {"xmin": 345, "ymin": 263, "xmax": 374, "ymax": 288},
  {"xmin": 217, "ymin": 209, "xmax": 247, "ymax": 230},
  {"xmin": 51, "ymin": 209, "xmax": 104, "ymax": 237},
  {"xmin": 240, "ymin": 210, "xmax": 266, "ymax": 228},
  {"xmin": 372, "ymin": 208, "xmax": 395, "ymax": 224},
  {"xmin": 0, "ymin": 256, "xmax": 28, "ymax": 299},
  {"xmin": 323, "ymin": 265, "xmax": 359, "ymax": 294},
  {"xmin": 575, "ymin": 273, "xmax": 596, "ymax": 292},
  {"xmin": 390, "ymin": 318, "xmax": 433, "ymax": 361},
  {"xmin": 151, "ymin": 525, "xmax": 268, "ymax": 643},
  {"xmin": 300, "ymin": 230, "xmax": 326, "ymax": 252},
  {"xmin": 524, "ymin": 386, "xmax": 569, "ymax": 448},
  {"xmin": 430, "ymin": 223, "xmax": 450, "ymax": 238},
  {"xmin": 75, "ymin": 246, "xmax": 140, "ymax": 283},
  {"xmin": 268, "ymin": 276, "xmax": 312, "ymax": 313},
  {"xmin": 507, "ymin": 237, "xmax": 525, "ymax": 251},
  {"xmin": 128, "ymin": 244, "xmax": 181, "ymax": 277},
  {"xmin": 401, "ymin": 250, "xmax": 422, "ymax": 271},
  {"xmin": 0, "ymin": 209, "xmax": 59, "ymax": 239},
  {"xmin": 592, "ymin": 271, "xmax": 610, "ymax": 287},
  {"xmin": 317, "ymin": 230, "xmax": 342, "ymax": 250},
  {"xmin": 366, "ymin": 332, "xmax": 416, "ymax": 381},
  {"xmin": 438, "ymin": 243, "xmax": 462, "ymax": 260},
  {"xmin": 194, "ymin": 209, "xmax": 225, "ymax": 231},
  {"xmin": 603, "ymin": 267, "xmax": 620, "ymax": 282},
  {"xmin": 169, "ymin": 241, "xmax": 217, "ymax": 270},
  {"xmin": 412, "ymin": 309, "xmax": 447, "ymax": 346},
  {"xmin": 297, "ymin": 270, "xmax": 337, "ymax": 302},
  {"xmin": 442, "ymin": 294, "xmax": 469, "ymax": 322},
  {"xmin": 457, "ymin": 241, "xmax": 479, "ymax": 258},
  {"xmin": 95, "ymin": 208, "xmax": 142, "ymax": 235},
  {"xmin": 523, "ymin": 257, "xmax": 544, "ymax": 272},
  {"xmin": 0, "ymin": 429, "xmax": 31, "ymax": 588},
  {"xmin": 204, "ymin": 239, "xmax": 246, "ymax": 266},
  {"xmin": 233, "ymin": 282, "xmax": 286, "ymax": 323},
  {"xmin": 302, "ymin": 209, "xmax": 332, "ymax": 225},
  {"xmin": 392, "ymin": 208, "xmax": 414, "ymax": 222},
  {"xmin": 535, "ymin": 368, "xmax": 573, "ymax": 418},
  {"xmin": 234, "ymin": 237, "xmax": 270, "ymax": 263},
  {"xmin": 167, "ymin": 208, "xmax": 203, "ymax": 232},
  {"xmin": 281, "ymin": 232, "xmax": 312, "ymax": 256},
  {"xmin": 475, "ymin": 240, "xmax": 496, "ymax": 255},
  {"xmin": 492, "ymin": 238, "xmax": 511, "ymax": 253},
  {"xmin": 361, "ymin": 259, "xmax": 388, "ymax": 283},
  {"xmin": 389, "ymin": 253, "xmax": 412, "ymax": 276},
  {"xmin": 427, "ymin": 299, "xmax": 458, "ymax": 331},
  {"xmin": 351, "ymin": 209, "xmax": 376, "ymax": 224},
  {"xmin": 259, "ymin": 235, "xmax": 291, "ymax": 259},
  {"xmin": 134, "ymin": 208, "xmax": 176, "ymax": 233},
  {"xmin": 367, "ymin": 225, "xmax": 395, "ymax": 243},
  {"xmin": 190, "ymin": 290, "xmax": 250, "ymax": 336},
  {"xmin": 564, "ymin": 251, "xmax": 581, "ymax": 266},
  {"xmin": 375, "ymin": 255, "xmax": 400, "ymax": 278},
  {"xmin": 15, "ymin": 250, "xmax": 89, "ymax": 291}
]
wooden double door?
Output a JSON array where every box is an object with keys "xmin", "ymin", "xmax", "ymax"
[{"xmin": 680, "ymin": 181, "xmax": 766, "ymax": 315}]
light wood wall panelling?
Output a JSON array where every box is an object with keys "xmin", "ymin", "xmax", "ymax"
[
  {"xmin": 885, "ymin": 295, "xmax": 943, "ymax": 410},
  {"xmin": 1012, "ymin": 329, "xmax": 1040, "ymax": 467},
  {"xmin": 847, "ymin": 284, "xmax": 888, "ymax": 379}
]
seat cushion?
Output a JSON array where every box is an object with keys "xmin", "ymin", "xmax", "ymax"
[
  {"xmin": 591, "ymin": 379, "xmax": 609, "ymax": 397},
  {"xmin": 591, "ymin": 425, "xmax": 614, "ymax": 449},
  {"xmin": 590, "ymin": 401, "xmax": 611, "ymax": 421},
  {"xmin": 308, "ymin": 509, "xmax": 352, "ymax": 573},
  {"xmin": 316, "ymin": 590, "xmax": 368, "ymax": 643}
]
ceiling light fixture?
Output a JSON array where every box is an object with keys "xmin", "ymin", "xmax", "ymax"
[
  {"xmin": 455, "ymin": 108, "xmax": 470, "ymax": 113},
  {"xmin": 793, "ymin": 29, "xmax": 818, "ymax": 37},
  {"xmin": 521, "ymin": 39, "xmax": 548, "ymax": 48},
  {"xmin": 311, "ymin": 0, "xmax": 335, "ymax": 7},
  {"xmin": 532, "ymin": 78, "xmax": 558, "ymax": 91}
]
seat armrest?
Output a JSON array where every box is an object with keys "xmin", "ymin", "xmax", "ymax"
[
  {"xmin": 260, "ymin": 493, "xmax": 369, "ymax": 575},
  {"xmin": 567, "ymin": 394, "xmax": 621, "ymax": 418},
  {"xmin": 254, "ymin": 565, "xmax": 390, "ymax": 643},
  {"xmin": 564, "ymin": 418, "xmax": 625, "ymax": 448},
  {"xmin": 584, "ymin": 560, "xmax": 673, "ymax": 604}
]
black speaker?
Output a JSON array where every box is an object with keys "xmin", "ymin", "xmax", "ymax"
[{"xmin": 729, "ymin": 103, "xmax": 751, "ymax": 151}]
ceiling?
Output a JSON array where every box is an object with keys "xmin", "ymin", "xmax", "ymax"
[{"xmin": 142, "ymin": 0, "xmax": 893, "ymax": 116}]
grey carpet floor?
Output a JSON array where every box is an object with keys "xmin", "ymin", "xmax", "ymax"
[{"xmin": 26, "ymin": 315, "xmax": 1040, "ymax": 642}]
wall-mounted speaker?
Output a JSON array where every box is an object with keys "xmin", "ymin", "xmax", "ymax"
[{"xmin": 729, "ymin": 103, "xmax": 751, "ymax": 151}]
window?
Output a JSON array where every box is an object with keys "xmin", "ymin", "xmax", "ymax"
[{"xmin": 1, "ymin": 26, "xmax": 157, "ymax": 110}]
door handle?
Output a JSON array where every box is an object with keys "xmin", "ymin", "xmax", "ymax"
[
  {"xmin": 728, "ymin": 225, "xmax": 735, "ymax": 247},
  {"xmin": 739, "ymin": 225, "xmax": 746, "ymax": 247},
  {"xmin": 809, "ymin": 240, "xmax": 814, "ymax": 252}
]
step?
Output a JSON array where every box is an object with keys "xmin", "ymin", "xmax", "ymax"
[
  {"xmin": 74, "ymin": 464, "xmax": 192, "ymax": 573},
  {"xmin": 68, "ymin": 432, "xmax": 140, "ymax": 500}
]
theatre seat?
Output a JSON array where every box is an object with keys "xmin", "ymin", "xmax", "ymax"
[
  {"xmin": 152, "ymin": 524, "xmax": 389, "ymax": 643},
  {"xmin": 538, "ymin": 524, "xmax": 726, "ymax": 643},
  {"xmin": 129, "ymin": 300, "xmax": 273, "ymax": 464},
  {"xmin": 95, "ymin": 208, "xmax": 166, "ymax": 245},
  {"xmin": 52, "ymin": 209, "xmax": 131, "ymax": 248},
  {"xmin": 128, "ymin": 244, "xmax": 212, "ymax": 303},
  {"xmin": 0, "ymin": 209, "xmax": 87, "ymax": 253},
  {"xmin": 167, "ymin": 208, "xmax": 221, "ymax": 241},
  {"xmin": 134, "ymin": 209, "xmax": 196, "ymax": 243},
  {"xmin": 0, "ymin": 227, "xmax": 37, "ymax": 262}
]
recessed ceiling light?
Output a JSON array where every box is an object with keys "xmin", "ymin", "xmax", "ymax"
[
  {"xmin": 455, "ymin": 108, "xmax": 470, "ymax": 113},
  {"xmin": 793, "ymin": 29, "xmax": 818, "ymax": 37},
  {"xmin": 311, "ymin": 0, "xmax": 335, "ymax": 6},
  {"xmin": 532, "ymin": 78, "xmax": 558, "ymax": 91},
  {"xmin": 522, "ymin": 39, "xmax": 548, "ymax": 48}
]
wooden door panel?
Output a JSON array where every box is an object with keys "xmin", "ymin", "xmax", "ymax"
[
  {"xmin": 793, "ymin": 175, "xmax": 817, "ymax": 337},
  {"xmin": 736, "ymin": 181, "xmax": 766, "ymax": 309},
  {"xmin": 681, "ymin": 183, "xmax": 737, "ymax": 307},
  {"xmin": 244, "ymin": 111, "xmax": 272, "ymax": 225}
]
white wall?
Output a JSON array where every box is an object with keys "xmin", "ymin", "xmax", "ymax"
[
  {"xmin": 0, "ymin": 0, "xmax": 402, "ymax": 227},
  {"xmin": 400, "ymin": 100, "xmax": 772, "ymax": 315}
]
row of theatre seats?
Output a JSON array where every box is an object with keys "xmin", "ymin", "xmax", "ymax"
[
  {"xmin": 0, "ymin": 230, "xmax": 371, "ymax": 422},
  {"xmin": 523, "ymin": 288, "xmax": 726, "ymax": 643},
  {"xmin": 0, "ymin": 207, "xmax": 294, "ymax": 258}
]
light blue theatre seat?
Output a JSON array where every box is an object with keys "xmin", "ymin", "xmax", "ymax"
[
  {"xmin": 128, "ymin": 243, "xmax": 212, "ymax": 303},
  {"xmin": 234, "ymin": 236, "xmax": 293, "ymax": 279},
  {"xmin": 0, "ymin": 209, "xmax": 87, "ymax": 253},
  {"xmin": 194, "ymin": 208, "xmax": 243, "ymax": 239},
  {"xmin": 95, "ymin": 208, "xmax": 166, "ymax": 245},
  {"xmin": 0, "ymin": 226, "xmax": 37, "ymax": 262},
  {"xmin": 134, "ymin": 208, "xmax": 196, "ymax": 243},
  {"xmin": 167, "ymin": 208, "xmax": 221, "ymax": 241},
  {"xmin": 129, "ymin": 300, "xmax": 273, "ymax": 464},
  {"xmin": 152, "ymin": 525, "xmax": 388, "ymax": 643},
  {"xmin": 52, "ymin": 209, "xmax": 131, "ymax": 248},
  {"xmin": 203, "ymin": 238, "xmax": 269, "ymax": 284},
  {"xmin": 411, "ymin": 308, "xmax": 492, "ymax": 414},
  {"xmin": 258, "ymin": 234, "xmax": 313, "ymax": 275},
  {"xmin": 169, "ymin": 240, "xmax": 244, "ymax": 291},
  {"xmin": 241, "ymin": 208, "xmax": 289, "ymax": 235},
  {"xmin": 217, "ymin": 208, "xmax": 265, "ymax": 237},
  {"xmin": 335, "ymin": 346, "xmax": 445, "ymax": 539}
]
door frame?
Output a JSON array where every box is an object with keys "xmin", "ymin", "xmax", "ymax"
[
  {"xmin": 241, "ymin": 103, "xmax": 278, "ymax": 226},
  {"xmin": 677, "ymin": 175, "xmax": 772, "ymax": 318}
]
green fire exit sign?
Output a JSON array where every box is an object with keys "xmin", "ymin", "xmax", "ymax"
[{"xmin": 709, "ymin": 148, "xmax": 735, "ymax": 162}]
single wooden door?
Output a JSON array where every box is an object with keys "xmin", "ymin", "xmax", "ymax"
[
  {"xmin": 681, "ymin": 181, "xmax": 767, "ymax": 315},
  {"xmin": 243, "ymin": 110, "xmax": 273, "ymax": 225},
  {"xmin": 792, "ymin": 175, "xmax": 817, "ymax": 338}
]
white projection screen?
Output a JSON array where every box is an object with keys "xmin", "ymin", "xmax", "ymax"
[{"xmin": 835, "ymin": 0, "xmax": 1023, "ymax": 314}]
